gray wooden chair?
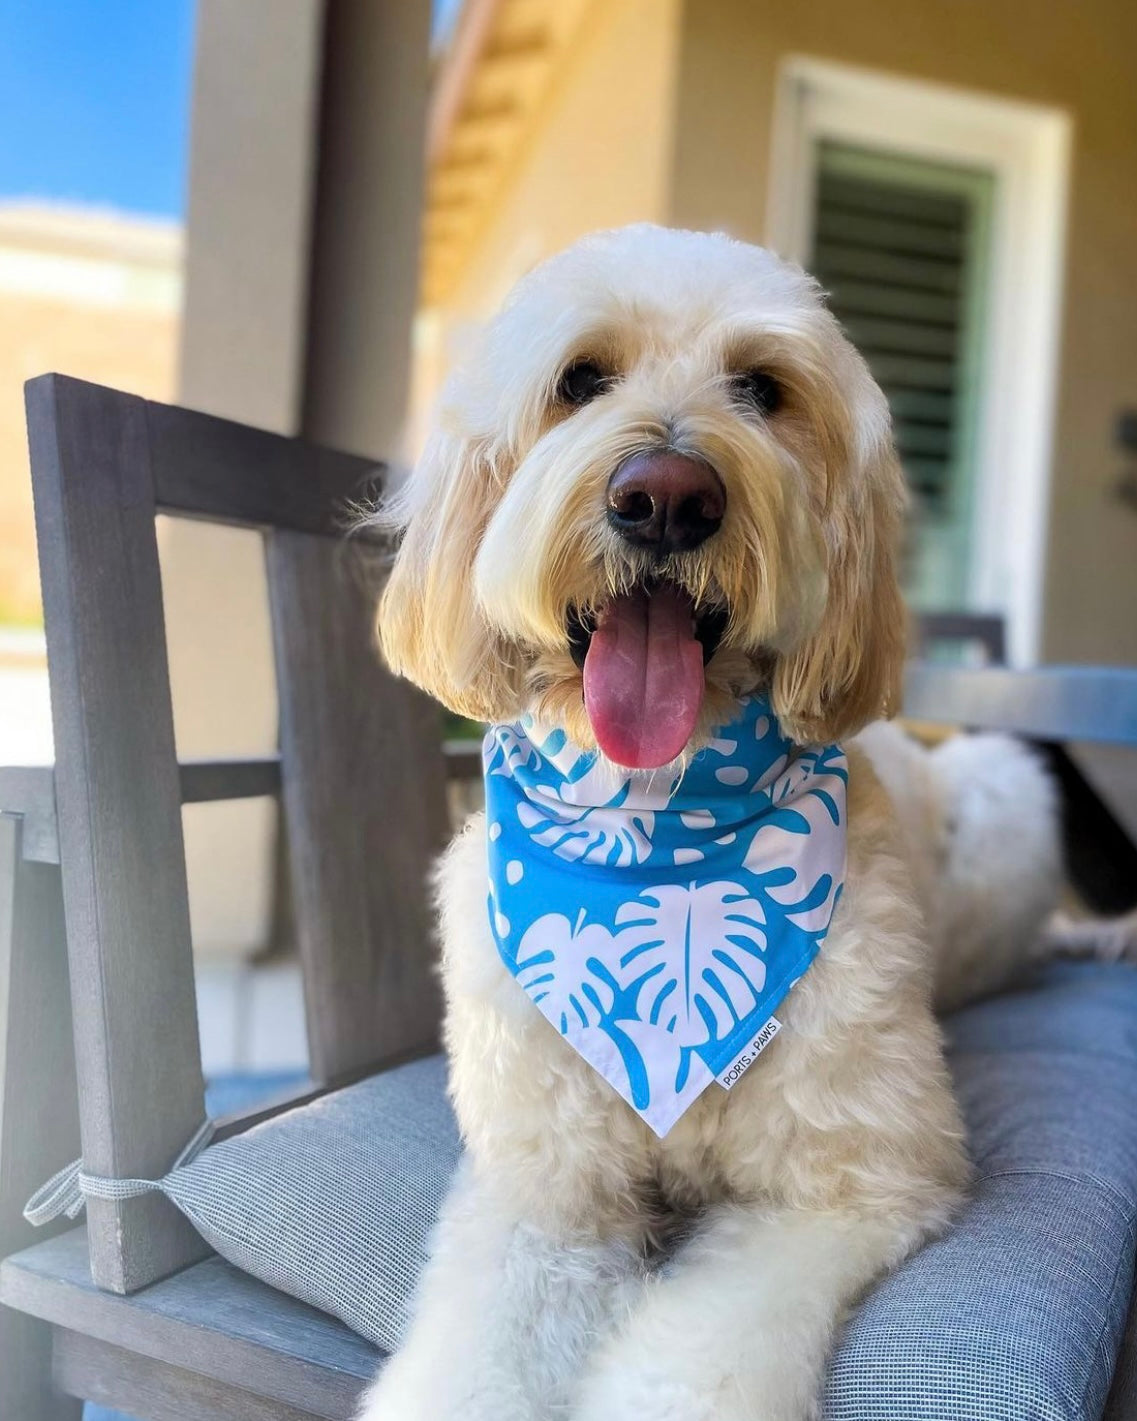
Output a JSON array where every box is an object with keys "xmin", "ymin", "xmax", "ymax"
[
  {"xmin": 2, "ymin": 374, "xmax": 1136, "ymax": 1419},
  {"xmin": 0, "ymin": 374, "xmax": 452, "ymax": 1420},
  {"xmin": 913, "ymin": 611, "xmax": 1007, "ymax": 665}
]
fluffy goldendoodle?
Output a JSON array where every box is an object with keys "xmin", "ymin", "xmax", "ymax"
[{"xmin": 360, "ymin": 225, "xmax": 1067, "ymax": 1420}]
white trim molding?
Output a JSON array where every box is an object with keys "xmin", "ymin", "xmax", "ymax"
[{"xmin": 769, "ymin": 57, "xmax": 1072, "ymax": 665}]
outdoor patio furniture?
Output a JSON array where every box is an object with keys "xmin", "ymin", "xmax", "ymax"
[
  {"xmin": 0, "ymin": 373, "xmax": 451, "ymax": 1419},
  {"xmin": 1, "ymin": 375, "xmax": 1136, "ymax": 1420}
]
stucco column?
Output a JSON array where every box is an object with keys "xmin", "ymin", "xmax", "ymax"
[{"xmin": 172, "ymin": 0, "xmax": 431, "ymax": 969}]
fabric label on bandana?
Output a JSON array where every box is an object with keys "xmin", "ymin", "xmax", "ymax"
[
  {"xmin": 716, "ymin": 1014, "xmax": 783, "ymax": 1090},
  {"xmin": 483, "ymin": 696, "xmax": 847, "ymax": 1137}
]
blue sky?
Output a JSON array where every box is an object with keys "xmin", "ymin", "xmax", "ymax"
[{"xmin": 0, "ymin": 0, "xmax": 196, "ymax": 218}]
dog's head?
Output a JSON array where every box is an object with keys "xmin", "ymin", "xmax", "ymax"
[{"xmin": 378, "ymin": 225, "xmax": 906, "ymax": 767}]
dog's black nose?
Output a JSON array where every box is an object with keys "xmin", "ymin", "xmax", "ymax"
[{"xmin": 606, "ymin": 451, "xmax": 725, "ymax": 554}]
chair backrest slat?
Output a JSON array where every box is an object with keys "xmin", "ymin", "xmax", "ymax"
[
  {"xmin": 266, "ymin": 530, "xmax": 448, "ymax": 1082},
  {"xmin": 146, "ymin": 398, "xmax": 377, "ymax": 536},
  {"xmin": 26, "ymin": 375, "xmax": 210, "ymax": 1293}
]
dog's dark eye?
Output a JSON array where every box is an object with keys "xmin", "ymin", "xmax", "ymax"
[
  {"xmin": 732, "ymin": 369, "xmax": 782, "ymax": 416},
  {"xmin": 558, "ymin": 360, "xmax": 610, "ymax": 407}
]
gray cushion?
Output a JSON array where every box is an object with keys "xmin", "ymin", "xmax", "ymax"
[
  {"xmin": 160, "ymin": 1054, "xmax": 459, "ymax": 1351},
  {"xmin": 824, "ymin": 960, "xmax": 1137, "ymax": 1419},
  {"xmin": 131, "ymin": 962, "xmax": 1137, "ymax": 1418}
]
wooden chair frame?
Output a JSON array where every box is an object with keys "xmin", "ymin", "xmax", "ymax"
[{"xmin": 2, "ymin": 375, "xmax": 451, "ymax": 1418}]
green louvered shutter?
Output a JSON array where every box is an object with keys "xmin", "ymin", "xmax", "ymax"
[{"xmin": 810, "ymin": 142, "xmax": 995, "ymax": 610}]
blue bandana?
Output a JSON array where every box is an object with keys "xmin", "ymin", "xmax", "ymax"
[{"xmin": 483, "ymin": 697, "xmax": 848, "ymax": 1136}]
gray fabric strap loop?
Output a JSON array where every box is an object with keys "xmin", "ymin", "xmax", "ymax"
[
  {"xmin": 23, "ymin": 1159, "xmax": 86, "ymax": 1226},
  {"xmin": 23, "ymin": 1117, "xmax": 215, "ymax": 1227},
  {"xmin": 173, "ymin": 1117, "xmax": 215, "ymax": 1170}
]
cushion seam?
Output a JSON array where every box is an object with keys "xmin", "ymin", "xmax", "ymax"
[
  {"xmin": 978, "ymin": 1167, "xmax": 1137, "ymax": 1221},
  {"xmin": 1081, "ymin": 1220, "xmax": 1137, "ymax": 1418}
]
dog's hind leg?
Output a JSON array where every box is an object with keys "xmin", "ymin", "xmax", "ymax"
[
  {"xmin": 569, "ymin": 1201, "xmax": 937, "ymax": 1421},
  {"xmin": 1036, "ymin": 905, "xmax": 1137, "ymax": 965},
  {"xmin": 358, "ymin": 1159, "xmax": 648, "ymax": 1421}
]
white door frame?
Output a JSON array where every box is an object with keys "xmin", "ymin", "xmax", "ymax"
[{"xmin": 768, "ymin": 56, "xmax": 1072, "ymax": 665}]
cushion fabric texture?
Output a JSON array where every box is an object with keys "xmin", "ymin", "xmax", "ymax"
[
  {"xmin": 161, "ymin": 1054, "xmax": 460, "ymax": 1351},
  {"xmin": 822, "ymin": 960, "xmax": 1137, "ymax": 1419},
  {"xmin": 134, "ymin": 961, "xmax": 1137, "ymax": 1417}
]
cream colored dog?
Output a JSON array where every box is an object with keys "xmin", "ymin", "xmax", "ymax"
[{"xmin": 359, "ymin": 226, "xmax": 1067, "ymax": 1420}]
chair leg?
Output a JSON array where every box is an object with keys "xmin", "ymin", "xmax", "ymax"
[
  {"xmin": 1, "ymin": 816, "xmax": 83, "ymax": 1420},
  {"xmin": 0, "ymin": 1310, "xmax": 82, "ymax": 1421}
]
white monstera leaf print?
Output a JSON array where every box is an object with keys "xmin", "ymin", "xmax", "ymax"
[
  {"xmin": 512, "ymin": 910, "xmax": 617, "ymax": 1034},
  {"xmin": 484, "ymin": 725, "xmax": 539, "ymax": 778},
  {"xmin": 743, "ymin": 774, "xmax": 845, "ymax": 932},
  {"xmin": 512, "ymin": 910, "xmax": 654, "ymax": 1110},
  {"xmin": 516, "ymin": 799, "xmax": 654, "ymax": 867},
  {"xmin": 613, "ymin": 882, "xmax": 768, "ymax": 1047}
]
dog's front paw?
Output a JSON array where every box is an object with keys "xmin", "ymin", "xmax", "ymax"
[
  {"xmin": 360, "ymin": 1341, "xmax": 562, "ymax": 1421},
  {"xmin": 356, "ymin": 1354, "xmax": 435, "ymax": 1421},
  {"xmin": 573, "ymin": 1362, "xmax": 714, "ymax": 1421},
  {"xmin": 572, "ymin": 1348, "xmax": 819, "ymax": 1421},
  {"xmin": 357, "ymin": 1354, "xmax": 519, "ymax": 1421}
]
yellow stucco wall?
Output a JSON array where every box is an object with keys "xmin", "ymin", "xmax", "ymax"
[
  {"xmin": 453, "ymin": 0, "xmax": 683, "ymax": 316},
  {"xmin": 0, "ymin": 295, "xmax": 177, "ymax": 623},
  {"xmin": 667, "ymin": 0, "xmax": 1137, "ymax": 665},
  {"xmin": 412, "ymin": 0, "xmax": 684, "ymax": 444},
  {"xmin": 0, "ymin": 207, "xmax": 181, "ymax": 626}
]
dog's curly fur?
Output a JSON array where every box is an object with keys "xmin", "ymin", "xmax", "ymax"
[{"xmin": 359, "ymin": 226, "xmax": 1067, "ymax": 1420}]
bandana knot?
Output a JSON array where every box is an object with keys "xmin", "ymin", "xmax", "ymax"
[{"xmin": 484, "ymin": 696, "xmax": 848, "ymax": 1136}]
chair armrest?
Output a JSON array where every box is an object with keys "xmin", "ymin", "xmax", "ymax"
[
  {"xmin": 0, "ymin": 767, "xmax": 58, "ymax": 864},
  {"xmin": 0, "ymin": 760, "xmax": 288, "ymax": 868},
  {"xmin": 903, "ymin": 665, "xmax": 1137, "ymax": 747}
]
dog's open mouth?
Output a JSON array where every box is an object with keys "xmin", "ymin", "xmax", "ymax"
[{"xmin": 566, "ymin": 583, "xmax": 729, "ymax": 770}]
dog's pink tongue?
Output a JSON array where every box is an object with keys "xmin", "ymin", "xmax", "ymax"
[{"xmin": 583, "ymin": 585, "xmax": 704, "ymax": 769}]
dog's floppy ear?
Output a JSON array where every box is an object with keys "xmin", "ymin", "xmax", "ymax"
[
  {"xmin": 376, "ymin": 427, "xmax": 521, "ymax": 721},
  {"xmin": 772, "ymin": 380, "xmax": 907, "ymax": 745}
]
